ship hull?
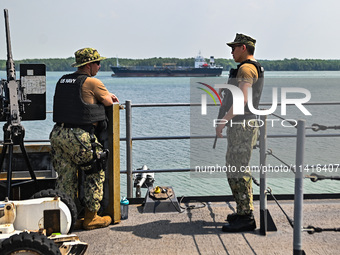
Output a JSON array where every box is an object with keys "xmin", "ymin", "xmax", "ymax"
[{"xmin": 110, "ymin": 66, "xmax": 223, "ymax": 77}]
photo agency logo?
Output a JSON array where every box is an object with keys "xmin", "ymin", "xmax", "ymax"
[
  {"xmin": 196, "ymin": 81, "xmax": 312, "ymax": 128},
  {"xmin": 196, "ymin": 82, "xmax": 222, "ymax": 115}
]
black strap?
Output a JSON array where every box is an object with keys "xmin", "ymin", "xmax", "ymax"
[{"xmin": 56, "ymin": 123, "xmax": 95, "ymax": 133}]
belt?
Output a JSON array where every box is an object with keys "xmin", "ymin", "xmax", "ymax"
[
  {"xmin": 232, "ymin": 114, "xmax": 256, "ymax": 122},
  {"xmin": 56, "ymin": 123, "xmax": 95, "ymax": 133}
]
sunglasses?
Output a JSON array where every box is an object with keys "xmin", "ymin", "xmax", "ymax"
[
  {"xmin": 92, "ymin": 61, "xmax": 101, "ymax": 65},
  {"xmin": 231, "ymin": 45, "xmax": 243, "ymax": 52}
]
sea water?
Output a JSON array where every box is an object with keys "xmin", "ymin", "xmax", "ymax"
[{"xmin": 0, "ymin": 70, "xmax": 339, "ymax": 197}]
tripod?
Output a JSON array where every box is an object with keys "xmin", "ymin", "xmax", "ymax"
[{"xmin": 0, "ymin": 121, "xmax": 38, "ymax": 199}]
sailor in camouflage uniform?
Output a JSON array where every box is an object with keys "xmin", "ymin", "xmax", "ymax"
[
  {"xmin": 216, "ymin": 34, "xmax": 264, "ymax": 232},
  {"xmin": 50, "ymin": 48, "xmax": 119, "ymax": 230}
]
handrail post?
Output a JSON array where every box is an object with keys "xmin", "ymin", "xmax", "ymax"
[
  {"xmin": 126, "ymin": 100, "xmax": 133, "ymax": 198},
  {"xmin": 259, "ymin": 115, "xmax": 267, "ymax": 235},
  {"xmin": 293, "ymin": 120, "xmax": 306, "ymax": 255}
]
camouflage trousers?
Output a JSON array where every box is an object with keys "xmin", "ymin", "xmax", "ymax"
[
  {"xmin": 226, "ymin": 120, "xmax": 258, "ymax": 215},
  {"xmin": 50, "ymin": 125, "xmax": 105, "ymax": 212}
]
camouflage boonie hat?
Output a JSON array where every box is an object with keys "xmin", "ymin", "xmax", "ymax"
[
  {"xmin": 227, "ymin": 33, "xmax": 256, "ymax": 47},
  {"xmin": 71, "ymin": 48, "xmax": 106, "ymax": 67}
]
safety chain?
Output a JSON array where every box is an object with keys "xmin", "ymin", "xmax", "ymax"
[
  {"xmin": 310, "ymin": 123, "xmax": 340, "ymax": 132},
  {"xmin": 304, "ymin": 226, "xmax": 340, "ymax": 234},
  {"xmin": 305, "ymin": 173, "xmax": 340, "ymax": 182}
]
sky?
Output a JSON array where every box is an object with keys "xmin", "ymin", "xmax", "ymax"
[{"xmin": 0, "ymin": 0, "xmax": 339, "ymax": 60}]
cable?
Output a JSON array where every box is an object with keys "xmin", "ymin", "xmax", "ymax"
[
  {"xmin": 269, "ymin": 113, "xmax": 298, "ymax": 128},
  {"xmin": 164, "ymin": 190, "xmax": 206, "ymax": 213},
  {"xmin": 179, "ymin": 196, "xmax": 206, "ymax": 211},
  {"xmin": 306, "ymin": 173, "xmax": 340, "ymax": 182},
  {"xmin": 311, "ymin": 123, "xmax": 340, "ymax": 132},
  {"xmin": 305, "ymin": 225, "xmax": 340, "ymax": 234},
  {"xmin": 164, "ymin": 189, "xmax": 185, "ymax": 213},
  {"xmin": 267, "ymin": 188, "xmax": 294, "ymax": 228},
  {"xmin": 267, "ymin": 149, "xmax": 296, "ymax": 174}
]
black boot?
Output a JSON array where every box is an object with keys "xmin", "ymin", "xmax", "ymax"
[
  {"xmin": 222, "ymin": 214, "xmax": 256, "ymax": 232},
  {"xmin": 226, "ymin": 212, "xmax": 254, "ymax": 222},
  {"xmin": 226, "ymin": 213, "xmax": 238, "ymax": 222}
]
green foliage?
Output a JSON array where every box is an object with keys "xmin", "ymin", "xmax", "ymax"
[
  {"xmin": 1, "ymin": 57, "xmax": 340, "ymax": 72},
  {"xmin": 259, "ymin": 58, "xmax": 340, "ymax": 71},
  {"xmin": 0, "ymin": 57, "xmax": 75, "ymax": 72}
]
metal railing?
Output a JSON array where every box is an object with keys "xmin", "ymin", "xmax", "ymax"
[
  {"xmin": 122, "ymin": 100, "xmax": 340, "ymax": 198},
  {"xmin": 14, "ymin": 101, "xmax": 340, "ymax": 253},
  {"xmin": 123, "ymin": 100, "xmax": 340, "ymax": 252}
]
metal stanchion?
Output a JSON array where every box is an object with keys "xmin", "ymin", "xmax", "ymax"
[
  {"xmin": 259, "ymin": 115, "xmax": 277, "ymax": 235},
  {"xmin": 125, "ymin": 100, "xmax": 133, "ymax": 198},
  {"xmin": 259, "ymin": 115, "xmax": 267, "ymax": 235},
  {"xmin": 293, "ymin": 120, "xmax": 306, "ymax": 255}
]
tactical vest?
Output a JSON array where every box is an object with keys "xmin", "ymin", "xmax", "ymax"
[
  {"xmin": 223, "ymin": 59, "xmax": 264, "ymax": 121},
  {"xmin": 53, "ymin": 73, "xmax": 106, "ymax": 125}
]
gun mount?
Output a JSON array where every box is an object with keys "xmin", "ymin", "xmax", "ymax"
[
  {"xmin": 0, "ymin": 9, "xmax": 46, "ymax": 123},
  {"xmin": 133, "ymin": 165, "xmax": 155, "ymax": 198},
  {"xmin": 0, "ymin": 9, "xmax": 47, "ymax": 199}
]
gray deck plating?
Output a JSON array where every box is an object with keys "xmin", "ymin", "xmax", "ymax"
[{"xmin": 75, "ymin": 199, "xmax": 340, "ymax": 255}]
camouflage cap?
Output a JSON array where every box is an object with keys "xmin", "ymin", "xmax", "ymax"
[
  {"xmin": 226, "ymin": 33, "xmax": 256, "ymax": 47},
  {"xmin": 71, "ymin": 48, "xmax": 107, "ymax": 67}
]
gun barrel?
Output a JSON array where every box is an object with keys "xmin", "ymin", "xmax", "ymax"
[
  {"xmin": 4, "ymin": 9, "xmax": 16, "ymax": 81},
  {"xmin": 213, "ymin": 135, "xmax": 218, "ymax": 149}
]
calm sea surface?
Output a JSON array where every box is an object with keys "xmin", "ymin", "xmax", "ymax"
[{"xmin": 0, "ymin": 70, "xmax": 339, "ymax": 197}]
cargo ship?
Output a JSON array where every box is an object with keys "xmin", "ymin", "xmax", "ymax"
[{"xmin": 110, "ymin": 53, "xmax": 223, "ymax": 77}]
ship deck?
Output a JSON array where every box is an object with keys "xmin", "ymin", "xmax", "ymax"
[{"xmin": 75, "ymin": 198, "xmax": 340, "ymax": 255}]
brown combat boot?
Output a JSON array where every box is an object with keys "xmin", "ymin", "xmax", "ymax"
[{"xmin": 82, "ymin": 208, "xmax": 112, "ymax": 230}]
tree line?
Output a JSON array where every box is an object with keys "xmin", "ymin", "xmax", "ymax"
[{"xmin": 1, "ymin": 57, "xmax": 340, "ymax": 72}]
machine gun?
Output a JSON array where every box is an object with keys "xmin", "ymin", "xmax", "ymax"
[{"xmin": 0, "ymin": 9, "xmax": 46, "ymax": 199}]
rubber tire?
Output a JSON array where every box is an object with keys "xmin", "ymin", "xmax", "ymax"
[
  {"xmin": 30, "ymin": 189, "xmax": 77, "ymax": 233},
  {"xmin": 0, "ymin": 232, "xmax": 61, "ymax": 255}
]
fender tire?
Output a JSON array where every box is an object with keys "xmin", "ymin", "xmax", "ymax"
[
  {"xmin": 0, "ymin": 231, "xmax": 61, "ymax": 255},
  {"xmin": 30, "ymin": 189, "xmax": 77, "ymax": 233}
]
